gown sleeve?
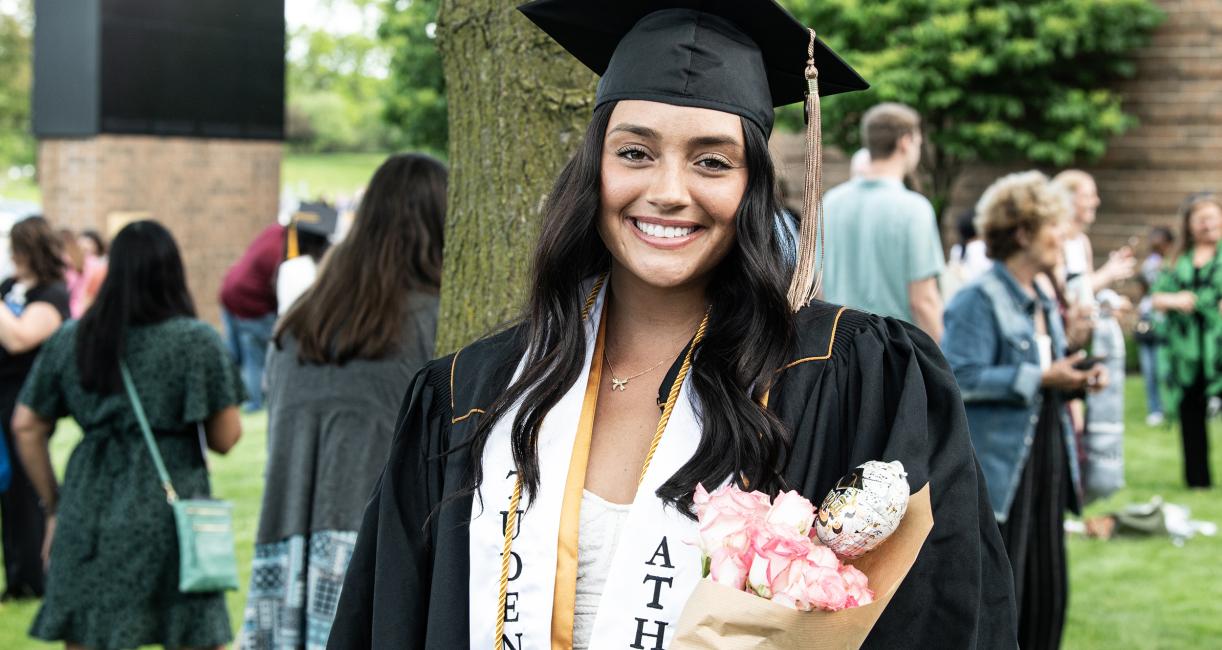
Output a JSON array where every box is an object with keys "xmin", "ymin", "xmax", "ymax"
[
  {"xmin": 326, "ymin": 359, "xmax": 452, "ymax": 649},
  {"xmin": 779, "ymin": 313, "xmax": 1018, "ymax": 649}
]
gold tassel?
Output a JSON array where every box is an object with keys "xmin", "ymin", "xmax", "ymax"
[
  {"xmin": 786, "ymin": 28, "xmax": 824, "ymax": 312},
  {"xmin": 286, "ymin": 222, "xmax": 299, "ymax": 259}
]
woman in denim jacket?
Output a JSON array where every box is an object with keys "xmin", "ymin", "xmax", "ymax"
[{"xmin": 944, "ymin": 171, "xmax": 1107, "ymax": 650}]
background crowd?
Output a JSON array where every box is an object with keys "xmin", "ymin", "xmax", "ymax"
[{"xmin": 0, "ymin": 103, "xmax": 1214, "ymax": 650}]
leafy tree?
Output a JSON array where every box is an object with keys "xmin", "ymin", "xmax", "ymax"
[
  {"xmin": 784, "ymin": 0, "xmax": 1165, "ymax": 214},
  {"xmin": 0, "ymin": 0, "xmax": 33, "ymax": 168},
  {"xmin": 380, "ymin": 0, "xmax": 447, "ymax": 154},
  {"xmin": 286, "ymin": 1, "xmax": 392, "ymax": 152}
]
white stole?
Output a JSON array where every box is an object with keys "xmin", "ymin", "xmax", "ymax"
[{"xmin": 469, "ymin": 283, "xmax": 709, "ymax": 650}]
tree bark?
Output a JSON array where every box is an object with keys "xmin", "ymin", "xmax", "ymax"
[{"xmin": 434, "ymin": 0, "xmax": 595, "ymax": 353}]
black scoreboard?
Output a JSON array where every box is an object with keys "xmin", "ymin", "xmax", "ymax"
[{"xmin": 33, "ymin": 0, "xmax": 284, "ymax": 140}]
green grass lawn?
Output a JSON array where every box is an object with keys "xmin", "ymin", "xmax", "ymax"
[
  {"xmin": 280, "ymin": 152, "xmax": 390, "ymax": 201},
  {"xmin": 1, "ymin": 377, "xmax": 1220, "ymax": 648}
]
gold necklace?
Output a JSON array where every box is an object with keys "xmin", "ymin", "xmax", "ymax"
[{"xmin": 604, "ymin": 351, "xmax": 671, "ymax": 392}]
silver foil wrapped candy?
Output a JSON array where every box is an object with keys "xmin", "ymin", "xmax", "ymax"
[{"xmin": 815, "ymin": 460, "xmax": 910, "ymax": 559}]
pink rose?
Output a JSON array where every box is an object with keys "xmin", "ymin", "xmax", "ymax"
[
  {"xmin": 802, "ymin": 564, "xmax": 850, "ymax": 611},
  {"xmin": 765, "ymin": 490, "xmax": 817, "ymax": 537},
  {"xmin": 707, "ymin": 547, "xmax": 750, "ymax": 590},
  {"xmin": 805, "ymin": 544, "xmax": 841, "ymax": 571},
  {"xmin": 839, "ymin": 564, "xmax": 874, "ymax": 608},
  {"xmin": 693, "ymin": 484, "xmax": 770, "ymax": 563}
]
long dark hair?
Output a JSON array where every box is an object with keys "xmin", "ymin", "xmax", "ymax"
[
  {"xmin": 10, "ymin": 216, "xmax": 65, "ymax": 286},
  {"xmin": 76, "ymin": 221, "xmax": 197, "ymax": 393},
  {"xmin": 276, "ymin": 153, "xmax": 447, "ymax": 365},
  {"xmin": 465, "ymin": 102, "xmax": 795, "ymax": 516}
]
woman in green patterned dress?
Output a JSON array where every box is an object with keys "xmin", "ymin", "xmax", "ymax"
[
  {"xmin": 12, "ymin": 220, "xmax": 245, "ymax": 649},
  {"xmin": 1151, "ymin": 192, "xmax": 1222, "ymax": 488}
]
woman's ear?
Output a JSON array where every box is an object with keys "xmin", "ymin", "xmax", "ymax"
[{"xmin": 1014, "ymin": 226, "xmax": 1031, "ymax": 250}]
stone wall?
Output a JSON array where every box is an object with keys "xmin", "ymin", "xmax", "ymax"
[{"xmin": 38, "ymin": 135, "xmax": 282, "ymax": 325}]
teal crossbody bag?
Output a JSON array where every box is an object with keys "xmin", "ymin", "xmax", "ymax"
[{"xmin": 121, "ymin": 362, "xmax": 240, "ymax": 593}]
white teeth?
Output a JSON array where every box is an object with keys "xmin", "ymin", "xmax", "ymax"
[{"xmin": 634, "ymin": 219, "xmax": 695, "ymax": 239}]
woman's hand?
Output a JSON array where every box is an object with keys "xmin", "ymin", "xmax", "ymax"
[
  {"xmin": 42, "ymin": 514, "xmax": 56, "ymax": 570},
  {"xmin": 1095, "ymin": 247, "xmax": 1136, "ymax": 287},
  {"xmin": 1063, "ymin": 304, "xmax": 1096, "ymax": 350},
  {"xmin": 1042, "ymin": 352, "xmax": 1107, "ymax": 393}
]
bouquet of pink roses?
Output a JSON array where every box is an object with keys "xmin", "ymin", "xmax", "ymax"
[
  {"xmin": 692, "ymin": 484, "xmax": 874, "ymax": 611},
  {"xmin": 671, "ymin": 476, "xmax": 934, "ymax": 650}
]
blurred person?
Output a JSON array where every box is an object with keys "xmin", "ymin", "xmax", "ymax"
[
  {"xmin": 58, "ymin": 229, "xmax": 107, "ymax": 318},
  {"xmin": 1151, "ymin": 193, "xmax": 1222, "ymax": 489},
  {"xmin": 75, "ymin": 229, "xmax": 109, "ymax": 314},
  {"xmin": 822, "ymin": 102, "xmax": 944, "ymax": 341},
  {"xmin": 13, "ymin": 220, "xmax": 244, "ymax": 649},
  {"xmin": 239, "ymin": 154, "xmax": 446, "ymax": 649},
  {"xmin": 219, "ymin": 220, "xmax": 286, "ymax": 410},
  {"xmin": 76, "ymin": 229, "xmax": 106, "ymax": 259},
  {"xmin": 943, "ymin": 171, "xmax": 1106, "ymax": 649},
  {"xmin": 943, "ymin": 208, "xmax": 993, "ymax": 300},
  {"xmin": 0, "ymin": 216, "xmax": 70, "ymax": 600},
  {"xmin": 1051, "ymin": 169, "xmax": 1135, "ymax": 304},
  {"xmin": 276, "ymin": 201, "xmax": 339, "ymax": 315},
  {"xmin": 1136, "ymin": 226, "xmax": 1174, "ymax": 426}
]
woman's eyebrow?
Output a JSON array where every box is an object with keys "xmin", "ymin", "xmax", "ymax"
[
  {"xmin": 608, "ymin": 123, "xmax": 658, "ymax": 138},
  {"xmin": 689, "ymin": 135, "xmax": 742, "ymax": 149}
]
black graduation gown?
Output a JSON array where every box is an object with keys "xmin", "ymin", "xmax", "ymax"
[{"xmin": 327, "ymin": 302, "xmax": 1018, "ymax": 649}]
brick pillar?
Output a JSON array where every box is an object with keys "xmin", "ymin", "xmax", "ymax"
[{"xmin": 38, "ymin": 135, "xmax": 282, "ymax": 326}]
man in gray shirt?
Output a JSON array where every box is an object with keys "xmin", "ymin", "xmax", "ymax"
[{"xmin": 821, "ymin": 103, "xmax": 944, "ymax": 342}]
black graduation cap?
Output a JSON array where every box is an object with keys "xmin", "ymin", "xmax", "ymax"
[
  {"xmin": 287, "ymin": 201, "xmax": 339, "ymax": 259},
  {"xmin": 517, "ymin": 0, "xmax": 868, "ymax": 135},
  {"xmin": 291, "ymin": 201, "xmax": 339, "ymax": 238}
]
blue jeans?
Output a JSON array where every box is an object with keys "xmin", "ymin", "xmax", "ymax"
[
  {"xmin": 1137, "ymin": 342, "xmax": 1164, "ymax": 416},
  {"xmin": 221, "ymin": 307, "xmax": 276, "ymax": 411}
]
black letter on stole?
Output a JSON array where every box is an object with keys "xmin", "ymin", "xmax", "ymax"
[
  {"xmin": 500, "ymin": 508, "xmax": 525, "ymax": 541},
  {"xmin": 501, "ymin": 633, "xmax": 524, "ymax": 650},
  {"xmin": 504, "ymin": 591, "xmax": 520, "ymax": 622},
  {"xmin": 501, "ymin": 550, "xmax": 522, "ymax": 582},
  {"xmin": 641, "ymin": 574, "xmax": 673, "ymax": 610},
  {"xmin": 630, "ymin": 618, "xmax": 667, "ymax": 650},
  {"xmin": 645, "ymin": 536, "xmax": 674, "ymax": 569}
]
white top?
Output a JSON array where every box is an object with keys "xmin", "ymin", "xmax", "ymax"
[
  {"xmin": 276, "ymin": 255, "xmax": 318, "ymax": 315},
  {"xmin": 573, "ymin": 490, "xmax": 632, "ymax": 650},
  {"xmin": 1063, "ymin": 234, "xmax": 1090, "ymax": 277}
]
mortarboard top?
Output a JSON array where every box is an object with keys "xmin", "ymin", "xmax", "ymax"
[
  {"xmin": 291, "ymin": 201, "xmax": 339, "ymax": 238},
  {"xmin": 517, "ymin": 0, "xmax": 868, "ymax": 135}
]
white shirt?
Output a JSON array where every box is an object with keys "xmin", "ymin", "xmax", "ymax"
[
  {"xmin": 573, "ymin": 490, "xmax": 632, "ymax": 649},
  {"xmin": 276, "ymin": 255, "xmax": 318, "ymax": 315}
]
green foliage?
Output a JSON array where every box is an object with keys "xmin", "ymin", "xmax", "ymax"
[
  {"xmin": 286, "ymin": 1, "xmax": 393, "ymax": 153},
  {"xmin": 379, "ymin": 0, "xmax": 446, "ymax": 154},
  {"xmin": 783, "ymin": 0, "xmax": 1165, "ymax": 212},
  {"xmin": 0, "ymin": 1, "xmax": 33, "ymax": 168}
]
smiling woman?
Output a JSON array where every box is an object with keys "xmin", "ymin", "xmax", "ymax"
[{"xmin": 326, "ymin": 2, "xmax": 1017, "ymax": 649}]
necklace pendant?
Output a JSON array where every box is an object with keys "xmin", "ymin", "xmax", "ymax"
[{"xmin": 611, "ymin": 377, "xmax": 628, "ymax": 391}]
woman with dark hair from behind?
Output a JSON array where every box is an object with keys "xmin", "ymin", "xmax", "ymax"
[
  {"xmin": 12, "ymin": 220, "xmax": 244, "ymax": 649},
  {"xmin": 0, "ymin": 216, "xmax": 70, "ymax": 600},
  {"xmin": 239, "ymin": 154, "xmax": 446, "ymax": 649}
]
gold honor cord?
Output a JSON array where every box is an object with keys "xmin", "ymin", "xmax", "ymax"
[
  {"xmin": 493, "ymin": 480, "xmax": 524, "ymax": 649},
  {"xmin": 637, "ymin": 311, "xmax": 709, "ymax": 486}
]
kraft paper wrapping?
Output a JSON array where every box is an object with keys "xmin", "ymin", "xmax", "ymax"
[{"xmin": 671, "ymin": 484, "xmax": 933, "ymax": 650}]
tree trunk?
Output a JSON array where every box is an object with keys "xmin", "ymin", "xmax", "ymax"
[{"xmin": 434, "ymin": 0, "xmax": 596, "ymax": 353}]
